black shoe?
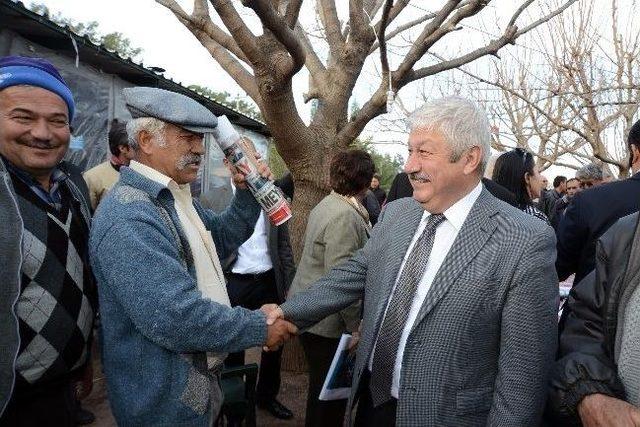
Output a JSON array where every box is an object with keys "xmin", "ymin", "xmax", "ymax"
[
  {"xmin": 76, "ymin": 406, "xmax": 96, "ymax": 425},
  {"xmin": 257, "ymin": 398, "xmax": 293, "ymax": 420}
]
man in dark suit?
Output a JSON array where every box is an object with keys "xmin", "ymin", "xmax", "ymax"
[
  {"xmin": 222, "ymin": 150, "xmax": 296, "ymax": 420},
  {"xmin": 556, "ymin": 121, "xmax": 640, "ymax": 285},
  {"xmin": 539, "ymin": 175, "xmax": 566, "ymax": 217},
  {"xmin": 265, "ymin": 97, "xmax": 558, "ymax": 426}
]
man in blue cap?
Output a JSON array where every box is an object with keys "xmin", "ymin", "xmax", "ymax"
[
  {"xmin": 0, "ymin": 56, "xmax": 95, "ymax": 426},
  {"xmin": 89, "ymin": 86, "xmax": 297, "ymax": 426}
]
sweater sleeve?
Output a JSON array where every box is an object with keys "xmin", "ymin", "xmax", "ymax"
[
  {"xmin": 90, "ymin": 208, "xmax": 267, "ymax": 354},
  {"xmin": 195, "ymin": 188, "xmax": 261, "ymax": 260}
]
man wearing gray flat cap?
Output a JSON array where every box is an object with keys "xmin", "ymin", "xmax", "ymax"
[{"xmin": 89, "ymin": 87, "xmax": 297, "ymax": 426}]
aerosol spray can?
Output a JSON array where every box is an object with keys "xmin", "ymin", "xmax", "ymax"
[{"xmin": 214, "ymin": 115, "xmax": 292, "ymax": 226}]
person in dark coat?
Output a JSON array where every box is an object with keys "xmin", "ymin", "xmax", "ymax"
[
  {"xmin": 538, "ymin": 175, "xmax": 566, "ymax": 217},
  {"xmin": 369, "ymin": 173, "xmax": 386, "ymax": 206},
  {"xmin": 223, "ymin": 143, "xmax": 296, "ymax": 420},
  {"xmin": 556, "ymin": 121, "xmax": 640, "ymax": 285},
  {"xmin": 549, "ymin": 212, "xmax": 640, "ymax": 426},
  {"xmin": 385, "ymin": 172, "xmax": 413, "ymax": 203}
]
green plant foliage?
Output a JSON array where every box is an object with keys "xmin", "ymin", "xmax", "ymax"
[{"xmin": 350, "ymin": 138, "xmax": 404, "ymax": 191}]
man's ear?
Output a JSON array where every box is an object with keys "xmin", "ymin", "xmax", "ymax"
[
  {"xmin": 462, "ymin": 146, "xmax": 482, "ymax": 175},
  {"xmin": 137, "ymin": 130, "xmax": 155, "ymax": 155}
]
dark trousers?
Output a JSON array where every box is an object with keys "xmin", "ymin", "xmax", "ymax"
[
  {"xmin": 0, "ymin": 380, "xmax": 77, "ymax": 427},
  {"xmin": 225, "ymin": 269, "xmax": 282, "ymax": 402},
  {"xmin": 354, "ymin": 370, "xmax": 397, "ymax": 427},
  {"xmin": 299, "ymin": 332, "xmax": 348, "ymax": 427}
]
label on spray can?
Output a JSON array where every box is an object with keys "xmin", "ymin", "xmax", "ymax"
[{"xmin": 215, "ymin": 116, "xmax": 292, "ymax": 225}]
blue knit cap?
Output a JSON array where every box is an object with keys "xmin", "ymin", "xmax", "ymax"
[{"xmin": 0, "ymin": 56, "xmax": 75, "ymax": 121}]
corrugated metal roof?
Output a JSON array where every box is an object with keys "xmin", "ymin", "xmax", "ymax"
[{"xmin": 0, "ymin": 0, "xmax": 270, "ymax": 136}]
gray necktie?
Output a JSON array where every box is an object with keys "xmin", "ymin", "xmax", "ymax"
[{"xmin": 370, "ymin": 213, "xmax": 446, "ymax": 406}]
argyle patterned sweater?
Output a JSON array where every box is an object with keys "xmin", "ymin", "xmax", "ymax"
[{"xmin": 10, "ymin": 171, "xmax": 96, "ymax": 392}]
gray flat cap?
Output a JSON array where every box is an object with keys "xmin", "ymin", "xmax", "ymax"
[{"xmin": 123, "ymin": 87, "xmax": 217, "ymax": 134}]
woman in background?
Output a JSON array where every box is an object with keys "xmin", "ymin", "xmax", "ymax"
[{"xmin": 492, "ymin": 148, "xmax": 549, "ymax": 224}]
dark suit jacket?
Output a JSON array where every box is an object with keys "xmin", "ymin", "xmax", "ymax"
[
  {"xmin": 386, "ymin": 172, "xmax": 413, "ymax": 203},
  {"xmin": 556, "ymin": 173, "xmax": 640, "ymax": 284},
  {"xmin": 222, "ymin": 220, "xmax": 295, "ymax": 303}
]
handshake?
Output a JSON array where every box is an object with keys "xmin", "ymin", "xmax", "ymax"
[{"xmin": 260, "ymin": 304, "xmax": 296, "ymax": 351}]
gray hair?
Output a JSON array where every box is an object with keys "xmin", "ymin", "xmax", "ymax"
[
  {"xmin": 576, "ymin": 163, "xmax": 603, "ymax": 181},
  {"xmin": 408, "ymin": 96, "xmax": 491, "ymax": 174},
  {"xmin": 125, "ymin": 117, "xmax": 166, "ymax": 150}
]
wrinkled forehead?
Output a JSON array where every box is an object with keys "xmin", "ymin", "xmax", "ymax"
[
  {"xmin": 0, "ymin": 85, "xmax": 68, "ymax": 116},
  {"xmin": 408, "ymin": 126, "xmax": 448, "ymax": 149}
]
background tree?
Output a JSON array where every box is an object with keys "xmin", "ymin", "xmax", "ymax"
[
  {"xmin": 434, "ymin": 0, "xmax": 640, "ymax": 177},
  {"xmin": 155, "ymin": 0, "xmax": 578, "ymax": 260}
]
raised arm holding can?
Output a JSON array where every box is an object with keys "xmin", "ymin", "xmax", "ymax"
[{"xmin": 214, "ymin": 115, "xmax": 292, "ymax": 225}]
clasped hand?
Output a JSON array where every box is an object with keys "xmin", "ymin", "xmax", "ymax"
[{"xmin": 260, "ymin": 304, "xmax": 295, "ymax": 351}]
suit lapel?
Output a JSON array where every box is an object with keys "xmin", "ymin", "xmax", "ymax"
[
  {"xmin": 411, "ymin": 188, "xmax": 499, "ymax": 330},
  {"xmin": 371, "ymin": 200, "xmax": 425, "ymax": 333}
]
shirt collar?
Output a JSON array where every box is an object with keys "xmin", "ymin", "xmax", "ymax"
[
  {"xmin": 424, "ymin": 181, "xmax": 483, "ymax": 231},
  {"xmin": 2, "ymin": 155, "xmax": 67, "ymax": 186},
  {"xmin": 129, "ymin": 160, "xmax": 190, "ymax": 194}
]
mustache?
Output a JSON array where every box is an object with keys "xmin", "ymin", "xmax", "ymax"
[
  {"xmin": 408, "ymin": 172, "xmax": 431, "ymax": 183},
  {"xmin": 176, "ymin": 153, "xmax": 202, "ymax": 170},
  {"xmin": 16, "ymin": 137, "xmax": 57, "ymax": 150}
]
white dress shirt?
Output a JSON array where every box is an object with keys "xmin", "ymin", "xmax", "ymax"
[
  {"xmin": 232, "ymin": 210, "xmax": 273, "ymax": 274},
  {"xmin": 369, "ymin": 182, "xmax": 482, "ymax": 398},
  {"xmin": 129, "ymin": 161, "xmax": 230, "ymax": 306}
]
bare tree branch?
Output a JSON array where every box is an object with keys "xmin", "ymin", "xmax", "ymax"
[
  {"xmin": 294, "ymin": 24, "xmax": 327, "ymax": 76},
  {"xmin": 407, "ymin": 26, "xmax": 518, "ymax": 82},
  {"xmin": 370, "ymin": 1, "xmax": 473, "ymax": 53},
  {"xmin": 241, "ymin": 0, "xmax": 306, "ymax": 78},
  {"xmin": 210, "ymin": 0, "xmax": 266, "ymax": 64},
  {"xmin": 285, "ymin": 0, "xmax": 303, "ymax": 29},
  {"xmin": 156, "ymin": 0, "xmax": 259, "ymax": 99},
  {"xmin": 395, "ymin": 0, "xmax": 474, "ymax": 81},
  {"xmin": 318, "ymin": 0, "xmax": 344, "ymax": 60},
  {"xmin": 515, "ymin": 0, "xmax": 580, "ymax": 37},
  {"xmin": 378, "ymin": 0, "xmax": 394, "ymax": 79},
  {"xmin": 366, "ymin": 0, "xmax": 385, "ymax": 18}
]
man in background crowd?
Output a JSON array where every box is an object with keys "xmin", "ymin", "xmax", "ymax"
[
  {"xmin": 223, "ymin": 140, "xmax": 296, "ymax": 421},
  {"xmin": 370, "ymin": 173, "xmax": 386, "ymax": 206},
  {"xmin": 550, "ymin": 210, "xmax": 640, "ymax": 426},
  {"xmin": 539, "ymin": 175, "xmax": 566, "ymax": 218},
  {"xmin": 556, "ymin": 127, "xmax": 640, "ymax": 287},
  {"xmin": 0, "ymin": 56, "xmax": 95, "ymax": 427},
  {"xmin": 550, "ymin": 177, "xmax": 580, "ymax": 229},
  {"xmin": 83, "ymin": 119, "xmax": 134, "ymax": 210},
  {"xmin": 540, "ymin": 175, "xmax": 549, "ymax": 195},
  {"xmin": 575, "ymin": 163, "xmax": 604, "ymax": 190}
]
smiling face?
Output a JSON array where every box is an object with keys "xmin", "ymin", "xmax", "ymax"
[
  {"xmin": 404, "ymin": 127, "xmax": 482, "ymax": 213},
  {"xmin": 137, "ymin": 122, "xmax": 205, "ymax": 184},
  {"xmin": 0, "ymin": 86, "xmax": 70, "ymax": 182}
]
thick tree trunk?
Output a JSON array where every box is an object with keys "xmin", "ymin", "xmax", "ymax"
[{"xmin": 281, "ymin": 156, "xmax": 330, "ymax": 372}]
